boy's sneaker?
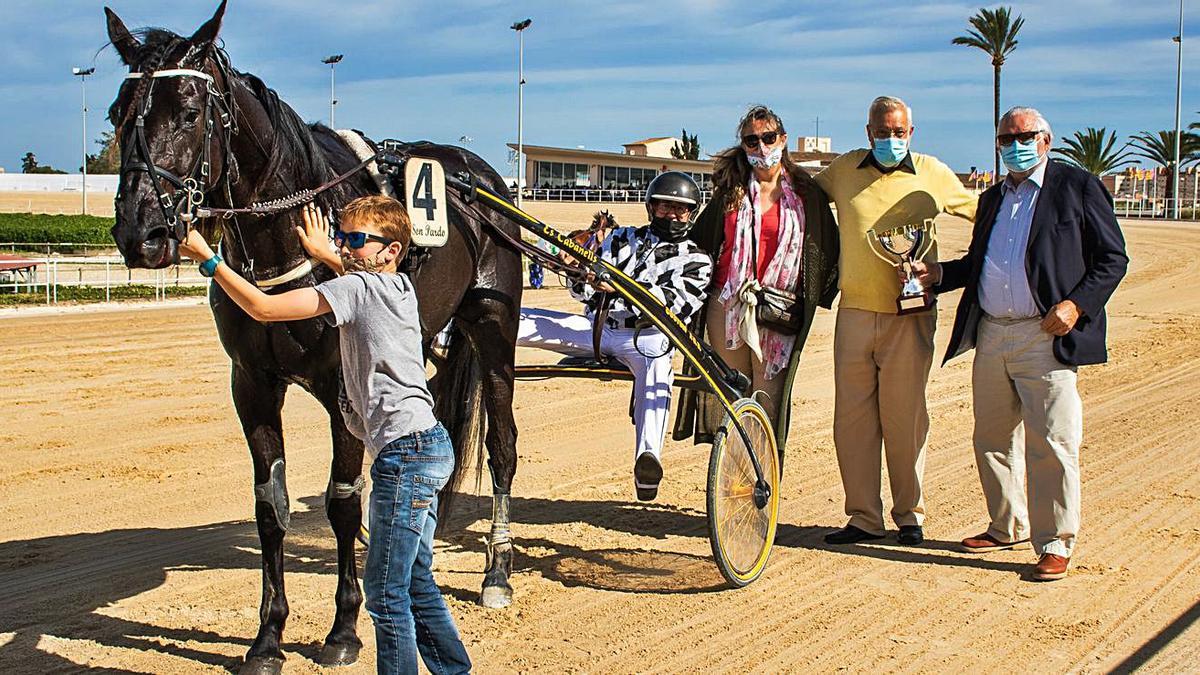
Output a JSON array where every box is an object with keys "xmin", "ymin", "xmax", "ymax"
[{"xmin": 634, "ymin": 453, "xmax": 663, "ymax": 502}]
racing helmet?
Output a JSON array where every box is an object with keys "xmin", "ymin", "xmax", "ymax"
[{"xmin": 645, "ymin": 171, "xmax": 702, "ymax": 216}]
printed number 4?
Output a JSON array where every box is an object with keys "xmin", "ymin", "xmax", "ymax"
[{"xmin": 412, "ymin": 163, "xmax": 437, "ymax": 221}]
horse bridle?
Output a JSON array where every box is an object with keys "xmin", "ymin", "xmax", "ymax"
[
  {"xmin": 119, "ymin": 65, "xmax": 238, "ymax": 243},
  {"xmin": 118, "ymin": 56, "xmax": 378, "ymax": 287}
]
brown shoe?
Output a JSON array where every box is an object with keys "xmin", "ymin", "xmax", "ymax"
[
  {"xmin": 1033, "ymin": 553, "xmax": 1070, "ymax": 581},
  {"xmin": 960, "ymin": 532, "xmax": 1030, "ymax": 553}
]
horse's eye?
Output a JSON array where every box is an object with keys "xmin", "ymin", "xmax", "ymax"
[{"xmin": 182, "ymin": 109, "xmax": 201, "ymax": 127}]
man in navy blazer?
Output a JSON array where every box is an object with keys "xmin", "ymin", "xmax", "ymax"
[{"xmin": 910, "ymin": 106, "xmax": 1128, "ymax": 582}]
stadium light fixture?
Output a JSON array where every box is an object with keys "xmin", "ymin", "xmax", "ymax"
[
  {"xmin": 72, "ymin": 67, "xmax": 96, "ymax": 215},
  {"xmin": 511, "ymin": 19, "xmax": 532, "ymax": 207},
  {"xmin": 322, "ymin": 54, "xmax": 344, "ymax": 127}
]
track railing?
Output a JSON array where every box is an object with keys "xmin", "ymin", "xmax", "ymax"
[{"xmin": 0, "ymin": 256, "xmax": 208, "ymax": 304}]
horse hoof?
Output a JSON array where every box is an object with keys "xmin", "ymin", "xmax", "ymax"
[
  {"xmin": 318, "ymin": 642, "xmax": 361, "ymax": 667},
  {"xmin": 479, "ymin": 584, "xmax": 513, "ymax": 609},
  {"xmin": 240, "ymin": 656, "xmax": 284, "ymax": 675}
]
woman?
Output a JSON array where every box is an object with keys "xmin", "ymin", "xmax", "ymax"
[{"xmin": 673, "ymin": 105, "xmax": 839, "ymax": 451}]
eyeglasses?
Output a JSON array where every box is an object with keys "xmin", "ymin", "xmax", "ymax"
[
  {"xmin": 651, "ymin": 201, "xmax": 693, "ymax": 216},
  {"xmin": 870, "ymin": 128, "xmax": 910, "ymax": 139},
  {"xmin": 996, "ymin": 131, "xmax": 1043, "ymax": 145},
  {"xmin": 334, "ymin": 230, "xmax": 394, "ymax": 249},
  {"xmin": 741, "ymin": 131, "xmax": 782, "ymax": 148}
]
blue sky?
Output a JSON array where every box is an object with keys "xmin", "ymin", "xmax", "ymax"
[{"xmin": 1, "ymin": 1, "xmax": 1196, "ymax": 177}]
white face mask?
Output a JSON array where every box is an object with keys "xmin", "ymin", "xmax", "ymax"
[{"xmin": 746, "ymin": 144, "xmax": 783, "ymax": 170}]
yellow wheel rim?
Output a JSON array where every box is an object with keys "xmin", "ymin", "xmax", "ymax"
[{"xmin": 710, "ymin": 399, "xmax": 779, "ymax": 584}]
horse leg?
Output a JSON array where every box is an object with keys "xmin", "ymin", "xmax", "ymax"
[
  {"xmin": 462, "ymin": 296, "xmax": 520, "ymax": 609},
  {"xmin": 232, "ymin": 367, "xmax": 291, "ymax": 675},
  {"xmin": 315, "ymin": 378, "xmax": 365, "ymax": 667}
]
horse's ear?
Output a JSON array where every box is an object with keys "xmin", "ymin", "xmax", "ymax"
[
  {"xmin": 104, "ymin": 7, "xmax": 140, "ymax": 65},
  {"xmin": 189, "ymin": 0, "xmax": 227, "ymax": 51}
]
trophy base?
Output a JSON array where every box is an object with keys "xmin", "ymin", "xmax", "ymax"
[{"xmin": 896, "ymin": 291, "xmax": 934, "ymax": 315}]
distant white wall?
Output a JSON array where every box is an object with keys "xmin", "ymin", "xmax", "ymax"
[{"xmin": 0, "ymin": 174, "xmax": 119, "ymax": 192}]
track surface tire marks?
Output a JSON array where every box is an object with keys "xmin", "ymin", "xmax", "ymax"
[{"xmin": 0, "ymin": 218, "xmax": 1197, "ymax": 673}]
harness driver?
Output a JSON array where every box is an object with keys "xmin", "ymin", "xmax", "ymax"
[{"xmin": 517, "ymin": 172, "xmax": 713, "ymax": 500}]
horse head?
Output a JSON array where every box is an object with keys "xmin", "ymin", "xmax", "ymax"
[{"xmin": 106, "ymin": 1, "xmax": 233, "ymax": 268}]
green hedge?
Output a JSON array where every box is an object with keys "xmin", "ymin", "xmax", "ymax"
[{"xmin": 0, "ymin": 213, "xmax": 115, "ymax": 245}]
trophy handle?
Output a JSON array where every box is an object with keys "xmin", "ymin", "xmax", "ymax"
[
  {"xmin": 912, "ymin": 219, "xmax": 937, "ymax": 262},
  {"xmin": 866, "ymin": 230, "xmax": 899, "ymax": 266}
]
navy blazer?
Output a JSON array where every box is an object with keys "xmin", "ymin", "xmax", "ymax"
[{"xmin": 937, "ymin": 160, "xmax": 1129, "ymax": 366}]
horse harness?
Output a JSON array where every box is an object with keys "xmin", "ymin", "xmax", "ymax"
[{"xmin": 120, "ymin": 57, "xmax": 523, "ymax": 291}]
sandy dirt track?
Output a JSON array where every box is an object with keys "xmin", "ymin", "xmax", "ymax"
[{"xmin": 1, "ymin": 218, "xmax": 1198, "ymax": 673}]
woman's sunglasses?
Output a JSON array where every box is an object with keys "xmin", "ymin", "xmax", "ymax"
[
  {"xmin": 334, "ymin": 230, "xmax": 395, "ymax": 249},
  {"xmin": 742, "ymin": 131, "xmax": 782, "ymax": 148}
]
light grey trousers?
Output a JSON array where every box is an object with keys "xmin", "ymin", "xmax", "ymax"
[{"xmin": 972, "ymin": 315, "xmax": 1083, "ymax": 558}]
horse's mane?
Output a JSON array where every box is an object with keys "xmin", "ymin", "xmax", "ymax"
[{"xmin": 115, "ymin": 28, "xmax": 343, "ymax": 203}]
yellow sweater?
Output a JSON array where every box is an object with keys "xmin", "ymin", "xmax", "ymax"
[{"xmin": 815, "ymin": 149, "xmax": 978, "ymax": 314}]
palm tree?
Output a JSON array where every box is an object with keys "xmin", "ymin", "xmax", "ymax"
[
  {"xmin": 1128, "ymin": 130, "xmax": 1200, "ymax": 200},
  {"xmin": 1052, "ymin": 128, "xmax": 1135, "ymax": 175},
  {"xmin": 953, "ymin": 6, "xmax": 1025, "ymax": 182}
]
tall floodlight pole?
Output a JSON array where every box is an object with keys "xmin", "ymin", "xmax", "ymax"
[
  {"xmin": 72, "ymin": 67, "xmax": 95, "ymax": 215},
  {"xmin": 323, "ymin": 54, "xmax": 343, "ymax": 128},
  {"xmin": 511, "ymin": 19, "xmax": 532, "ymax": 209},
  {"xmin": 1172, "ymin": 0, "xmax": 1184, "ymax": 219}
]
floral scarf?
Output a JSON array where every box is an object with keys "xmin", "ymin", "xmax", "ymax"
[{"xmin": 717, "ymin": 174, "xmax": 806, "ymax": 380}]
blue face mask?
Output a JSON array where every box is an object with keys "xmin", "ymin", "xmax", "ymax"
[
  {"xmin": 872, "ymin": 137, "xmax": 909, "ymax": 168},
  {"xmin": 1001, "ymin": 139, "xmax": 1042, "ymax": 173}
]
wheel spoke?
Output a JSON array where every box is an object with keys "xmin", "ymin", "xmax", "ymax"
[{"xmin": 709, "ymin": 400, "xmax": 779, "ymax": 585}]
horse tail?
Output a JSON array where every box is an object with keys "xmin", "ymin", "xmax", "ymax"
[{"xmin": 431, "ymin": 321, "xmax": 485, "ymax": 520}]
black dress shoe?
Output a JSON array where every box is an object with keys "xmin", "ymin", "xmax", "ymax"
[
  {"xmin": 897, "ymin": 525, "xmax": 924, "ymax": 546},
  {"xmin": 824, "ymin": 525, "xmax": 885, "ymax": 545},
  {"xmin": 634, "ymin": 453, "xmax": 663, "ymax": 502}
]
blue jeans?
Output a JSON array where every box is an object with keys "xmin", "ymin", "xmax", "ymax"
[{"xmin": 364, "ymin": 423, "xmax": 471, "ymax": 675}]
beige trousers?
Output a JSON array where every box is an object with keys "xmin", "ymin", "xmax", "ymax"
[
  {"xmin": 703, "ymin": 300, "xmax": 789, "ymax": 429},
  {"xmin": 833, "ymin": 307, "xmax": 936, "ymax": 534},
  {"xmin": 972, "ymin": 316, "xmax": 1082, "ymax": 558}
]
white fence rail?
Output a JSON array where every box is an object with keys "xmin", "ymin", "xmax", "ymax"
[
  {"xmin": 1116, "ymin": 198, "xmax": 1200, "ymax": 220},
  {"xmin": 1, "ymin": 242, "xmax": 118, "ymax": 256},
  {"xmin": 0, "ymin": 174, "xmax": 119, "ymax": 192},
  {"xmin": 1, "ymin": 257, "xmax": 208, "ymax": 304}
]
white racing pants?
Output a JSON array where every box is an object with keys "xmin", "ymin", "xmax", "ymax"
[{"xmin": 518, "ymin": 307, "xmax": 674, "ymax": 463}]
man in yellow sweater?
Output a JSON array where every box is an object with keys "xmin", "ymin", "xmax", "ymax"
[{"xmin": 815, "ymin": 96, "xmax": 977, "ymax": 546}]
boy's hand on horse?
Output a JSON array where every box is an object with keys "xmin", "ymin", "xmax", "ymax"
[
  {"xmin": 296, "ymin": 203, "xmax": 341, "ymax": 271},
  {"xmin": 180, "ymin": 227, "xmax": 216, "ymax": 263}
]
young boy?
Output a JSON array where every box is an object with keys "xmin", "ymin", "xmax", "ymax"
[{"xmin": 180, "ymin": 196, "xmax": 470, "ymax": 675}]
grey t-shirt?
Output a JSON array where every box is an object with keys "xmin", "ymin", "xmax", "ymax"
[{"xmin": 316, "ymin": 271, "xmax": 437, "ymax": 458}]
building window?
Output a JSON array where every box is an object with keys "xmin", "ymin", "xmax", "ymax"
[
  {"xmin": 534, "ymin": 161, "xmax": 590, "ymax": 188},
  {"xmin": 687, "ymin": 172, "xmax": 713, "ymax": 189},
  {"xmin": 600, "ymin": 165, "xmax": 659, "ymax": 189}
]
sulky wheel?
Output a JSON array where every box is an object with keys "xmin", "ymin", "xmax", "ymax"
[{"xmin": 707, "ymin": 397, "xmax": 780, "ymax": 587}]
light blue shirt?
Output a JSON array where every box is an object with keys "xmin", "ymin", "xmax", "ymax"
[{"xmin": 978, "ymin": 159, "xmax": 1047, "ymax": 319}]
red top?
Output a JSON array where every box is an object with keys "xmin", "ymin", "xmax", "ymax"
[
  {"xmin": 716, "ymin": 200, "xmax": 781, "ymax": 287},
  {"xmin": 0, "ymin": 255, "xmax": 40, "ymax": 272}
]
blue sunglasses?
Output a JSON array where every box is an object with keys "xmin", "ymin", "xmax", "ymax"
[{"xmin": 334, "ymin": 230, "xmax": 395, "ymax": 249}]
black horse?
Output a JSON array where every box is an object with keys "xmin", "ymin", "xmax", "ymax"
[{"xmin": 105, "ymin": 2, "xmax": 522, "ymax": 672}]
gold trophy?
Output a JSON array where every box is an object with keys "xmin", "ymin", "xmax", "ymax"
[{"xmin": 867, "ymin": 219, "xmax": 937, "ymax": 315}]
